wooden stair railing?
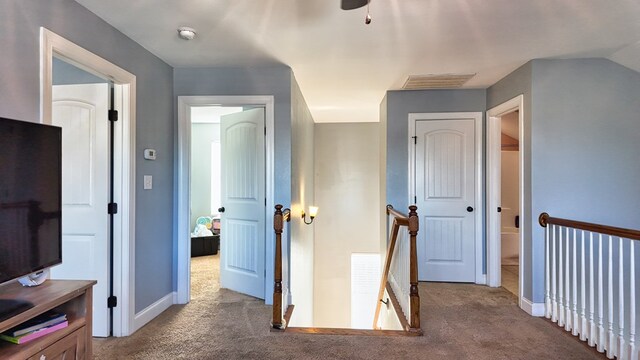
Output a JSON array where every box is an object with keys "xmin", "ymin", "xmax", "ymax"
[
  {"xmin": 372, "ymin": 204, "xmax": 421, "ymax": 334},
  {"xmin": 272, "ymin": 204, "xmax": 291, "ymax": 329},
  {"xmin": 539, "ymin": 213, "xmax": 640, "ymax": 359}
]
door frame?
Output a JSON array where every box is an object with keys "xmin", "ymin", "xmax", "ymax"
[
  {"xmin": 408, "ymin": 112, "xmax": 484, "ymax": 284},
  {"xmin": 176, "ymin": 95, "xmax": 275, "ymax": 304},
  {"xmin": 486, "ymin": 95, "xmax": 525, "ymax": 307},
  {"xmin": 40, "ymin": 28, "xmax": 137, "ymax": 336}
]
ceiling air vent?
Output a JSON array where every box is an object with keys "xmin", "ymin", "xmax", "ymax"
[{"xmin": 402, "ymin": 74, "xmax": 476, "ymax": 90}]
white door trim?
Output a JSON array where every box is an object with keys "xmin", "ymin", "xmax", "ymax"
[
  {"xmin": 486, "ymin": 95, "xmax": 524, "ymax": 309},
  {"xmin": 408, "ymin": 112, "xmax": 484, "ymax": 284},
  {"xmin": 40, "ymin": 27, "xmax": 137, "ymax": 336},
  {"xmin": 176, "ymin": 95, "xmax": 275, "ymax": 304}
]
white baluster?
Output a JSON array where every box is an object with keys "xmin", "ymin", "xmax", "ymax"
[
  {"xmin": 545, "ymin": 223, "xmax": 551, "ymax": 318},
  {"xmin": 629, "ymin": 240, "xmax": 636, "ymax": 360},
  {"xmin": 580, "ymin": 230, "xmax": 587, "ymax": 341},
  {"xmin": 618, "ymin": 237, "xmax": 625, "ymax": 359},
  {"xmin": 598, "ymin": 233, "xmax": 605, "ymax": 353},
  {"xmin": 559, "ymin": 226, "xmax": 565, "ymax": 327},
  {"xmin": 552, "ymin": 225, "xmax": 558, "ymax": 323},
  {"xmin": 566, "ymin": 227, "xmax": 572, "ymax": 332},
  {"xmin": 589, "ymin": 232, "xmax": 596, "ymax": 347},
  {"xmin": 608, "ymin": 235, "xmax": 615, "ymax": 359},
  {"xmin": 573, "ymin": 228, "xmax": 579, "ymax": 336}
]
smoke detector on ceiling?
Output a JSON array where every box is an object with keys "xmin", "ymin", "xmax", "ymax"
[
  {"xmin": 177, "ymin": 27, "xmax": 196, "ymax": 41},
  {"xmin": 402, "ymin": 74, "xmax": 476, "ymax": 90}
]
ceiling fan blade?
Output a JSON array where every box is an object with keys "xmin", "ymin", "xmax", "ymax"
[{"xmin": 341, "ymin": 0, "xmax": 369, "ymax": 10}]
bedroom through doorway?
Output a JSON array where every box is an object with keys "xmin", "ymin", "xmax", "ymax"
[{"xmin": 189, "ymin": 106, "xmax": 242, "ymax": 299}]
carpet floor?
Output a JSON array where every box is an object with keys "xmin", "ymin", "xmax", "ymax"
[{"xmin": 93, "ymin": 255, "xmax": 604, "ymax": 359}]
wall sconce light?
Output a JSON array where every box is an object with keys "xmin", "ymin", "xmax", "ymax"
[{"xmin": 301, "ymin": 206, "xmax": 319, "ymax": 225}]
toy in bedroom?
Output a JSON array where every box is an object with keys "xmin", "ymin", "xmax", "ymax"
[{"xmin": 192, "ymin": 216, "xmax": 214, "ymax": 237}]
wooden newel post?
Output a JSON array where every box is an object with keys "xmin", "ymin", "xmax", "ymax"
[
  {"xmin": 408, "ymin": 205, "xmax": 421, "ymax": 332},
  {"xmin": 272, "ymin": 205, "xmax": 284, "ymax": 329},
  {"xmin": 538, "ymin": 212, "xmax": 549, "ymax": 228}
]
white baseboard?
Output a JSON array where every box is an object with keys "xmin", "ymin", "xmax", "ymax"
[
  {"xmin": 133, "ymin": 292, "xmax": 176, "ymax": 333},
  {"xmin": 520, "ymin": 297, "xmax": 544, "ymax": 317}
]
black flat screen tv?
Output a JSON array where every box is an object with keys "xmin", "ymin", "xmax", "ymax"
[{"xmin": 0, "ymin": 117, "xmax": 62, "ymax": 289}]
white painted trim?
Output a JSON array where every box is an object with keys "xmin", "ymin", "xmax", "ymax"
[
  {"xmin": 40, "ymin": 28, "xmax": 137, "ymax": 336},
  {"xmin": 477, "ymin": 274, "xmax": 487, "ymax": 285},
  {"xmin": 133, "ymin": 292, "xmax": 176, "ymax": 333},
  {"xmin": 486, "ymin": 95, "xmax": 525, "ymax": 309},
  {"xmin": 408, "ymin": 112, "xmax": 484, "ymax": 284},
  {"xmin": 177, "ymin": 96, "xmax": 275, "ymax": 305},
  {"xmin": 521, "ymin": 297, "xmax": 545, "ymax": 317},
  {"xmin": 486, "ymin": 114, "xmax": 502, "ymax": 289}
]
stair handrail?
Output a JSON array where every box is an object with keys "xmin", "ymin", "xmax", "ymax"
[
  {"xmin": 272, "ymin": 204, "xmax": 291, "ymax": 329},
  {"xmin": 539, "ymin": 212, "xmax": 640, "ymax": 240},
  {"xmin": 539, "ymin": 212, "xmax": 639, "ymax": 358},
  {"xmin": 372, "ymin": 204, "xmax": 421, "ymax": 333}
]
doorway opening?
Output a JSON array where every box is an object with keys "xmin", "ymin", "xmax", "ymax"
[
  {"xmin": 49, "ymin": 56, "xmax": 112, "ymax": 337},
  {"xmin": 487, "ymin": 95, "xmax": 527, "ymax": 311},
  {"xmin": 40, "ymin": 28, "xmax": 136, "ymax": 336},
  {"xmin": 188, "ymin": 106, "xmax": 242, "ymax": 300},
  {"xmin": 177, "ymin": 96, "xmax": 275, "ymax": 305},
  {"xmin": 498, "ymin": 111, "xmax": 520, "ymax": 298}
]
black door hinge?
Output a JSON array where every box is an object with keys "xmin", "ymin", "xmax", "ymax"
[
  {"xmin": 107, "ymin": 296, "xmax": 117, "ymax": 308},
  {"xmin": 412, "ymin": 136, "xmax": 417, "ymax": 144},
  {"xmin": 414, "ymin": 196, "xmax": 417, "ymax": 203},
  {"xmin": 108, "ymin": 203, "xmax": 118, "ymax": 215},
  {"xmin": 108, "ymin": 110, "xmax": 119, "ymax": 122}
]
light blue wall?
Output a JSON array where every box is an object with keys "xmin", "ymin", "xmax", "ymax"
[
  {"xmin": 53, "ymin": 57, "xmax": 106, "ymax": 85},
  {"xmin": 528, "ymin": 58, "xmax": 640, "ymax": 303},
  {"xmin": 488, "ymin": 59, "xmax": 640, "ymax": 303},
  {"xmin": 172, "ymin": 67, "xmax": 293, "ymax": 299},
  {"xmin": 190, "ymin": 123, "xmax": 220, "ymax": 231},
  {"xmin": 0, "ymin": 0, "xmax": 175, "ymax": 313},
  {"xmin": 487, "ymin": 62, "xmax": 534, "ymax": 299}
]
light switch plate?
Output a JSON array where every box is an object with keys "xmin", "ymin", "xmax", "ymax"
[{"xmin": 143, "ymin": 175, "xmax": 153, "ymax": 190}]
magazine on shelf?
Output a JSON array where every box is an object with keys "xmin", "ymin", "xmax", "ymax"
[
  {"xmin": 0, "ymin": 320, "xmax": 69, "ymax": 345},
  {"xmin": 3, "ymin": 311, "xmax": 67, "ymax": 338}
]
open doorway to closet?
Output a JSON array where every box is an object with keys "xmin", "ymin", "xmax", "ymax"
[
  {"xmin": 498, "ymin": 111, "xmax": 520, "ymax": 298},
  {"xmin": 487, "ymin": 95, "xmax": 525, "ymax": 308}
]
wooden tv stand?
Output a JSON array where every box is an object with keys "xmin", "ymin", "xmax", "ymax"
[{"xmin": 0, "ymin": 280, "xmax": 96, "ymax": 360}]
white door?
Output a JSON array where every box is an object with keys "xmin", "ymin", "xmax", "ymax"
[
  {"xmin": 219, "ymin": 108, "xmax": 266, "ymax": 299},
  {"xmin": 415, "ymin": 118, "xmax": 476, "ymax": 282},
  {"xmin": 50, "ymin": 84, "xmax": 110, "ymax": 337}
]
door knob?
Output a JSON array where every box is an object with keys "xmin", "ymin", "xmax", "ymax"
[
  {"xmin": 218, "ymin": 207, "xmax": 225, "ymax": 213},
  {"xmin": 467, "ymin": 206, "xmax": 474, "ymax": 212}
]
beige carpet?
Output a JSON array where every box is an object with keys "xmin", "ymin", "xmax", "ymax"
[{"xmin": 94, "ymin": 255, "xmax": 604, "ymax": 360}]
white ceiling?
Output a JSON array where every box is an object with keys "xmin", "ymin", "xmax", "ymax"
[{"xmin": 75, "ymin": 0, "xmax": 640, "ymax": 123}]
